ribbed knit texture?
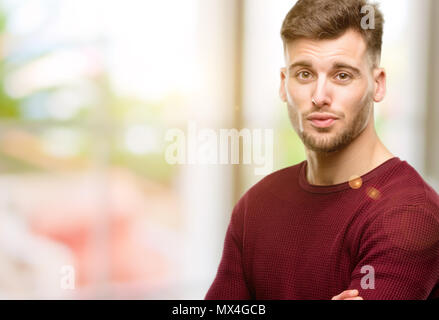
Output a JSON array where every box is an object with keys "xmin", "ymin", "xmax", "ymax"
[{"xmin": 205, "ymin": 157, "xmax": 439, "ymax": 300}]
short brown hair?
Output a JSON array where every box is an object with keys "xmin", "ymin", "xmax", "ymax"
[{"xmin": 281, "ymin": 0, "xmax": 384, "ymax": 66}]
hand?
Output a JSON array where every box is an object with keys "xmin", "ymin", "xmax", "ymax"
[{"xmin": 331, "ymin": 289, "xmax": 363, "ymax": 300}]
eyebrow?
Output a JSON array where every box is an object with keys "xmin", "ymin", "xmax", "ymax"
[
  {"xmin": 288, "ymin": 61, "xmax": 361, "ymax": 76},
  {"xmin": 288, "ymin": 60, "xmax": 313, "ymax": 72},
  {"xmin": 332, "ymin": 62, "xmax": 361, "ymax": 76}
]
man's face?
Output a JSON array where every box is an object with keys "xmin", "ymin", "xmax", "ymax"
[{"xmin": 280, "ymin": 29, "xmax": 384, "ymax": 153}]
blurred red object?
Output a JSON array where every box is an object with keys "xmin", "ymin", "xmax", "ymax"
[{"xmin": 20, "ymin": 167, "xmax": 181, "ymax": 296}]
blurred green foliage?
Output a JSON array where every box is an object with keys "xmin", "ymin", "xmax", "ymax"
[
  {"xmin": 274, "ymin": 103, "xmax": 306, "ymax": 170},
  {"xmin": 0, "ymin": 5, "xmax": 174, "ymax": 185},
  {"xmin": 0, "ymin": 8, "xmax": 20, "ymax": 119}
]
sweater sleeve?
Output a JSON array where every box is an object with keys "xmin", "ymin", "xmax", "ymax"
[
  {"xmin": 205, "ymin": 194, "xmax": 252, "ymax": 300},
  {"xmin": 347, "ymin": 204, "xmax": 439, "ymax": 299}
]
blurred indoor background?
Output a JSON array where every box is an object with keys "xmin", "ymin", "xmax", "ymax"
[{"xmin": 0, "ymin": 0, "xmax": 438, "ymax": 299}]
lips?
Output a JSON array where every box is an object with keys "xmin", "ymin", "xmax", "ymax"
[
  {"xmin": 310, "ymin": 118, "xmax": 336, "ymax": 128},
  {"xmin": 307, "ymin": 113, "xmax": 339, "ymax": 121},
  {"xmin": 307, "ymin": 113, "xmax": 339, "ymax": 128}
]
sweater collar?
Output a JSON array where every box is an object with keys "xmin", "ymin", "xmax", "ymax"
[{"xmin": 298, "ymin": 157, "xmax": 401, "ymax": 194}]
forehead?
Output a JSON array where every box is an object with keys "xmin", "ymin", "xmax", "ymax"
[{"xmin": 284, "ymin": 29, "xmax": 368, "ymax": 67}]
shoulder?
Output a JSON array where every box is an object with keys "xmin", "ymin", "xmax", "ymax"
[
  {"xmin": 245, "ymin": 161, "xmax": 304, "ymax": 199},
  {"xmin": 373, "ymin": 159, "xmax": 439, "ymax": 213},
  {"xmin": 230, "ymin": 161, "xmax": 304, "ymax": 220},
  {"xmin": 360, "ymin": 160, "xmax": 439, "ymax": 251}
]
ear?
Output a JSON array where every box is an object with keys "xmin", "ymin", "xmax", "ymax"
[
  {"xmin": 373, "ymin": 68, "xmax": 386, "ymax": 103},
  {"xmin": 280, "ymin": 68, "xmax": 287, "ymax": 102}
]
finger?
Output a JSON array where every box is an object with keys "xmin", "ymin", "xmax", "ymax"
[
  {"xmin": 331, "ymin": 289, "xmax": 359, "ymax": 300},
  {"xmin": 344, "ymin": 297, "xmax": 364, "ymax": 300},
  {"xmin": 332, "ymin": 289, "xmax": 358, "ymax": 300}
]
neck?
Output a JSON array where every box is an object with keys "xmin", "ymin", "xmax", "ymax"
[{"xmin": 305, "ymin": 122, "xmax": 394, "ymax": 186}]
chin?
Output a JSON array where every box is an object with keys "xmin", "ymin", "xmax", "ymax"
[
  {"xmin": 307, "ymin": 144, "xmax": 342, "ymax": 154},
  {"xmin": 302, "ymin": 132, "xmax": 349, "ymax": 153}
]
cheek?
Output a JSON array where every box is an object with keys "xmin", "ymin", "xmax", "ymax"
[
  {"xmin": 287, "ymin": 81, "xmax": 311, "ymax": 109},
  {"xmin": 333, "ymin": 84, "xmax": 370, "ymax": 113}
]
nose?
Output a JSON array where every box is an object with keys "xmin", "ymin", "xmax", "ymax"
[{"xmin": 312, "ymin": 77, "xmax": 332, "ymax": 108}]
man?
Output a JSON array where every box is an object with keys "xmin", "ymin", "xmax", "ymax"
[{"xmin": 205, "ymin": 0, "xmax": 439, "ymax": 300}]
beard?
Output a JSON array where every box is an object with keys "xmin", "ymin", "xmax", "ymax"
[{"xmin": 288, "ymin": 94, "xmax": 373, "ymax": 154}]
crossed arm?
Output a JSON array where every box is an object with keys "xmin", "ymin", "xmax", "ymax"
[{"xmin": 206, "ymin": 204, "xmax": 439, "ymax": 300}]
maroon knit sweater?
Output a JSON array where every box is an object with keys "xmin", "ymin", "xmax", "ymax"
[{"xmin": 205, "ymin": 157, "xmax": 439, "ymax": 300}]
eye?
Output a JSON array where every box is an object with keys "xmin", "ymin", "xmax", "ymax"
[
  {"xmin": 335, "ymin": 72, "xmax": 352, "ymax": 81},
  {"xmin": 296, "ymin": 71, "xmax": 313, "ymax": 81}
]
